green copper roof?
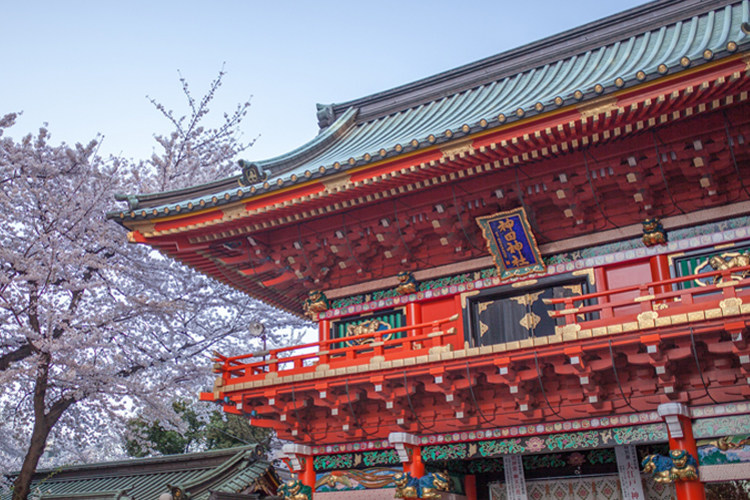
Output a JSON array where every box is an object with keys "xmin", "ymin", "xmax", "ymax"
[
  {"xmin": 111, "ymin": 0, "xmax": 750, "ymax": 220},
  {"xmin": 3, "ymin": 446, "xmax": 274, "ymax": 500}
]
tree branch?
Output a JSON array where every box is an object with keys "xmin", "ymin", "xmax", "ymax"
[{"xmin": 0, "ymin": 342, "xmax": 33, "ymax": 372}]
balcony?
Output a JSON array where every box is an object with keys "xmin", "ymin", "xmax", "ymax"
[
  {"xmin": 202, "ymin": 265, "xmax": 750, "ymax": 442},
  {"xmin": 546, "ymin": 265, "xmax": 750, "ymax": 338},
  {"xmin": 211, "ymin": 314, "xmax": 460, "ymax": 390}
]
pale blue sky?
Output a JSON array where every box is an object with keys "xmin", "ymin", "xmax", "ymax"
[{"xmin": 3, "ymin": 1, "xmax": 647, "ymax": 163}]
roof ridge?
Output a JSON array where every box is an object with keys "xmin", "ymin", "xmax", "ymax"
[
  {"xmin": 182, "ymin": 456, "xmax": 271, "ymax": 497},
  {"xmin": 321, "ymin": 0, "xmax": 737, "ymax": 125},
  {"xmin": 109, "ymin": 0, "xmax": 749, "ymax": 231},
  {"xmin": 110, "ymin": 109, "xmax": 358, "ymax": 210},
  {"xmin": 180, "ymin": 450, "xmax": 252, "ymax": 490},
  {"xmin": 254, "ymin": 107, "xmax": 358, "ymax": 175},
  {"xmin": 22, "ymin": 445, "xmax": 259, "ymax": 476}
]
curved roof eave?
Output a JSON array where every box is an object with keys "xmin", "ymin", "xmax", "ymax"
[
  {"xmin": 110, "ymin": 0, "xmax": 750, "ymax": 224},
  {"xmin": 321, "ymin": 0, "xmax": 742, "ymax": 125},
  {"xmin": 252, "ymin": 107, "xmax": 358, "ymax": 175},
  {"xmin": 110, "ymin": 108, "xmax": 358, "ymax": 214}
]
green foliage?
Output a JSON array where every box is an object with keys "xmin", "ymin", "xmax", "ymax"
[
  {"xmin": 124, "ymin": 401, "xmax": 269, "ymax": 457},
  {"xmin": 205, "ymin": 411, "xmax": 271, "ymax": 450}
]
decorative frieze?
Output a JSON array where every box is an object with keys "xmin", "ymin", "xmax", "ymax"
[
  {"xmin": 422, "ymin": 424, "xmax": 668, "ymax": 460},
  {"xmin": 693, "ymin": 414, "xmax": 750, "ymax": 438},
  {"xmin": 311, "ymin": 402, "xmax": 750, "ymax": 459}
]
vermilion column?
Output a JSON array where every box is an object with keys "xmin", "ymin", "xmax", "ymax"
[
  {"xmin": 390, "ymin": 432, "xmax": 424, "ymax": 477},
  {"xmin": 464, "ymin": 474, "xmax": 477, "ymax": 500},
  {"xmin": 650, "ymin": 255, "xmax": 671, "ymax": 298},
  {"xmin": 410, "ymin": 443, "xmax": 425, "ymax": 477},
  {"xmin": 407, "ymin": 302, "xmax": 422, "ymax": 340},
  {"xmin": 282, "ymin": 443, "xmax": 316, "ymax": 498},
  {"xmin": 303, "ymin": 453, "xmax": 316, "ymax": 492},
  {"xmin": 320, "ymin": 318, "xmax": 331, "ymax": 343},
  {"xmin": 657, "ymin": 403, "xmax": 705, "ymax": 500}
]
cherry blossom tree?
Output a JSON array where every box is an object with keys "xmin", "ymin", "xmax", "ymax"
[{"xmin": 0, "ymin": 73, "xmax": 309, "ymax": 499}]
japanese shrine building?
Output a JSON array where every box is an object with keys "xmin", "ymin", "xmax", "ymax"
[{"xmin": 111, "ymin": 1, "xmax": 750, "ymax": 499}]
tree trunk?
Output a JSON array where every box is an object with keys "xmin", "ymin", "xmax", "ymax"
[
  {"xmin": 12, "ymin": 354, "xmax": 75, "ymax": 500},
  {"xmin": 12, "ymin": 418, "xmax": 52, "ymax": 500}
]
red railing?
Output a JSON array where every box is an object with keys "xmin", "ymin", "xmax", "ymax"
[
  {"xmin": 213, "ymin": 314, "xmax": 459, "ymax": 385},
  {"xmin": 212, "ymin": 265, "xmax": 750, "ymax": 389},
  {"xmin": 547, "ymin": 265, "xmax": 750, "ymax": 328}
]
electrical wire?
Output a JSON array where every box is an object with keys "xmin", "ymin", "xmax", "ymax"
[
  {"xmin": 295, "ymin": 223, "xmax": 314, "ymax": 276},
  {"xmin": 209, "ymin": 423, "xmax": 268, "ymax": 451},
  {"xmin": 534, "ymin": 352, "xmax": 563, "ymax": 418},
  {"xmin": 345, "ymin": 378, "xmax": 376, "ymax": 437},
  {"xmin": 392, "ymin": 201, "xmax": 420, "ymax": 265},
  {"xmin": 403, "ymin": 370, "xmax": 433, "ymax": 430},
  {"xmin": 608, "ymin": 339, "xmax": 638, "ymax": 413},
  {"xmin": 582, "ymin": 149, "xmax": 618, "ymax": 230},
  {"xmin": 465, "ymin": 362, "xmax": 496, "ymax": 425},
  {"xmin": 514, "ymin": 166, "xmax": 549, "ymax": 244},
  {"xmin": 689, "ymin": 327, "xmax": 719, "ymax": 404},
  {"xmin": 395, "ymin": 200, "xmax": 433, "ymax": 268},
  {"xmin": 291, "ymin": 386, "xmax": 311, "ymax": 439},
  {"xmin": 450, "ymin": 185, "xmax": 483, "ymax": 252},
  {"xmin": 341, "ymin": 214, "xmax": 365, "ymax": 272}
]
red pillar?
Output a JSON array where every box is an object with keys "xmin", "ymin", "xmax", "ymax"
[
  {"xmin": 658, "ymin": 403, "xmax": 705, "ymax": 500},
  {"xmin": 409, "ymin": 443, "xmax": 425, "ymax": 477},
  {"xmin": 320, "ymin": 318, "xmax": 331, "ymax": 343},
  {"xmin": 407, "ymin": 301, "xmax": 422, "ymax": 339},
  {"xmin": 390, "ymin": 432, "xmax": 424, "ymax": 477},
  {"xmin": 594, "ymin": 267, "xmax": 611, "ymax": 319},
  {"xmin": 464, "ymin": 474, "xmax": 477, "ymax": 500},
  {"xmin": 650, "ymin": 254, "xmax": 671, "ymax": 298},
  {"xmin": 282, "ymin": 444, "xmax": 316, "ymax": 498},
  {"xmin": 302, "ymin": 454, "xmax": 316, "ymax": 492}
]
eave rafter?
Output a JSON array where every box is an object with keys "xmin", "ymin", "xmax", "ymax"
[
  {"xmin": 124, "ymin": 57, "xmax": 750, "ymax": 313},
  {"xmin": 130, "ymin": 57, "xmax": 749, "ymax": 244},
  {"xmin": 142, "ymin": 103, "xmax": 750, "ymax": 313}
]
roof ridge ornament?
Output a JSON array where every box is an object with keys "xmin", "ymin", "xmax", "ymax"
[
  {"xmin": 238, "ymin": 160, "xmax": 269, "ymax": 187},
  {"xmin": 248, "ymin": 107, "xmax": 358, "ymax": 177},
  {"xmin": 316, "ymin": 103, "xmax": 336, "ymax": 130},
  {"xmin": 114, "ymin": 193, "xmax": 140, "ymax": 210}
]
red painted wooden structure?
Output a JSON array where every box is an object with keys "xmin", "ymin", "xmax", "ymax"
[{"xmin": 112, "ymin": 2, "xmax": 750, "ymax": 499}]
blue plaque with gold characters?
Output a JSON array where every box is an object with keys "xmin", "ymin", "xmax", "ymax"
[{"xmin": 476, "ymin": 207, "xmax": 546, "ymax": 280}]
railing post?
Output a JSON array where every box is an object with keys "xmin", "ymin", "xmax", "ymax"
[
  {"xmin": 719, "ymin": 274, "xmax": 737, "ymax": 298},
  {"xmin": 638, "ymin": 285, "xmax": 653, "ymax": 312},
  {"xmin": 318, "ymin": 343, "xmax": 329, "ymax": 366},
  {"xmin": 562, "ymin": 298, "xmax": 577, "ymax": 325},
  {"xmin": 650, "ymin": 254, "xmax": 672, "ymax": 307},
  {"xmin": 595, "ymin": 267, "xmax": 613, "ymax": 319},
  {"xmin": 320, "ymin": 318, "xmax": 331, "ymax": 343}
]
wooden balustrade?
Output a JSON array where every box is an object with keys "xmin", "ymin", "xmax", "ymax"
[
  {"xmin": 211, "ymin": 265, "xmax": 750, "ymax": 388},
  {"xmin": 546, "ymin": 265, "xmax": 750, "ymax": 328},
  {"xmin": 212, "ymin": 314, "xmax": 459, "ymax": 385}
]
